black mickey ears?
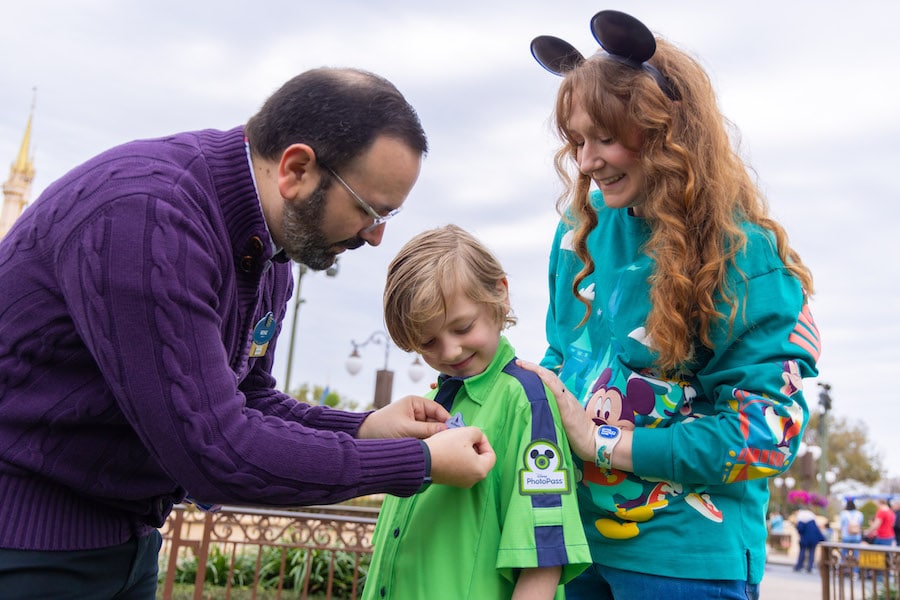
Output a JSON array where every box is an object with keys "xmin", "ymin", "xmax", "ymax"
[
  {"xmin": 530, "ymin": 9, "xmax": 679, "ymax": 101},
  {"xmin": 531, "ymin": 35, "xmax": 586, "ymax": 76},
  {"xmin": 590, "ymin": 9, "xmax": 657, "ymax": 66}
]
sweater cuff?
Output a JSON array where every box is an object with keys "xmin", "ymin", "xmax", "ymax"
[
  {"xmin": 417, "ymin": 440, "xmax": 432, "ymax": 493},
  {"xmin": 355, "ymin": 438, "xmax": 428, "ymax": 498},
  {"xmin": 631, "ymin": 426, "xmax": 675, "ymax": 480}
]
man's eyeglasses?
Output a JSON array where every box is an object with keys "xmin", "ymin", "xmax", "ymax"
[{"xmin": 323, "ymin": 166, "xmax": 402, "ymax": 232}]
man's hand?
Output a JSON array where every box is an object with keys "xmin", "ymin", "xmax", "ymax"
[
  {"xmin": 425, "ymin": 427, "xmax": 496, "ymax": 488},
  {"xmin": 357, "ymin": 395, "xmax": 449, "ymax": 440}
]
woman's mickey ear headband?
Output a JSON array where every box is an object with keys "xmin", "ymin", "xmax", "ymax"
[{"xmin": 530, "ymin": 9, "xmax": 679, "ymax": 101}]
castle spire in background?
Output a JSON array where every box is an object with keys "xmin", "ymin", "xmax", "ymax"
[{"xmin": 1, "ymin": 88, "xmax": 37, "ymax": 238}]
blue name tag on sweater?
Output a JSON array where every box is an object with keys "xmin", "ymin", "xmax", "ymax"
[{"xmin": 249, "ymin": 312, "xmax": 275, "ymax": 357}]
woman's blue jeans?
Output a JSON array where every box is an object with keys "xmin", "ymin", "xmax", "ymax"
[{"xmin": 565, "ymin": 563, "xmax": 760, "ymax": 600}]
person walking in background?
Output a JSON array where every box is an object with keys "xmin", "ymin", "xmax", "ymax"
[
  {"xmin": 839, "ymin": 498, "xmax": 864, "ymax": 574},
  {"xmin": 769, "ymin": 512, "xmax": 785, "ymax": 534},
  {"xmin": 520, "ymin": 9, "xmax": 820, "ymax": 599},
  {"xmin": 794, "ymin": 507, "xmax": 825, "ymax": 573},
  {"xmin": 866, "ymin": 497, "xmax": 897, "ymax": 546},
  {"xmin": 0, "ymin": 68, "xmax": 496, "ymax": 599},
  {"xmin": 891, "ymin": 498, "xmax": 900, "ymax": 545},
  {"xmin": 839, "ymin": 499, "xmax": 864, "ymax": 545},
  {"xmin": 364, "ymin": 225, "xmax": 590, "ymax": 599}
]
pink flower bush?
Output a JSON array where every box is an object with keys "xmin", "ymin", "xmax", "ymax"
[{"xmin": 787, "ymin": 489, "xmax": 828, "ymax": 508}]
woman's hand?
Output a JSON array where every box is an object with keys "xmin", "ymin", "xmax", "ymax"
[{"xmin": 516, "ymin": 359, "xmax": 598, "ymax": 462}]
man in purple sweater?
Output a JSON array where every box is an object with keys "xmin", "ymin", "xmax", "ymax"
[{"xmin": 0, "ymin": 67, "xmax": 496, "ymax": 598}]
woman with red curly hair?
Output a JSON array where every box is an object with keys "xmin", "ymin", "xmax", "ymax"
[{"xmin": 521, "ymin": 10, "xmax": 821, "ymax": 599}]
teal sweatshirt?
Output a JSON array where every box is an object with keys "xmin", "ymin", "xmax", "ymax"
[{"xmin": 540, "ymin": 194, "xmax": 821, "ymax": 583}]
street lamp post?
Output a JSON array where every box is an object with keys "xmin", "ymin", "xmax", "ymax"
[
  {"xmin": 784, "ymin": 476, "xmax": 796, "ymax": 509},
  {"xmin": 817, "ymin": 383, "xmax": 833, "ymax": 498},
  {"xmin": 773, "ymin": 477, "xmax": 785, "ymax": 514},
  {"xmin": 283, "ymin": 260, "xmax": 339, "ymax": 395},
  {"xmin": 345, "ymin": 331, "xmax": 426, "ymax": 409},
  {"xmin": 795, "ymin": 442, "xmax": 822, "ymax": 493}
]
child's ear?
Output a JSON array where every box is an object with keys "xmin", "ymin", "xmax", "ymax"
[{"xmin": 497, "ymin": 277, "xmax": 510, "ymax": 309}]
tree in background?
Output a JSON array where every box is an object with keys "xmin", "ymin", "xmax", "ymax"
[
  {"xmin": 807, "ymin": 411, "xmax": 883, "ymax": 487},
  {"xmin": 285, "ymin": 383, "xmax": 363, "ymax": 412},
  {"xmin": 769, "ymin": 411, "xmax": 884, "ymax": 517}
]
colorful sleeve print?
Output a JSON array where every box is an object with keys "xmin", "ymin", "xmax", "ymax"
[{"xmin": 723, "ymin": 303, "xmax": 820, "ymax": 483}]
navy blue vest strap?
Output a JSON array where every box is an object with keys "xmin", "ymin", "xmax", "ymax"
[
  {"xmin": 502, "ymin": 356, "xmax": 568, "ymax": 568},
  {"xmin": 433, "ymin": 375, "xmax": 465, "ymax": 412},
  {"xmin": 502, "ymin": 358, "xmax": 562, "ymax": 512},
  {"xmin": 501, "ymin": 358, "xmax": 560, "ymax": 446}
]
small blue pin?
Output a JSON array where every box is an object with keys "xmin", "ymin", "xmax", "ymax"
[{"xmin": 447, "ymin": 412, "xmax": 466, "ymax": 429}]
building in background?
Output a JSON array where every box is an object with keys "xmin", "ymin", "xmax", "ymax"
[{"xmin": 1, "ymin": 100, "xmax": 36, "ymax": 238}]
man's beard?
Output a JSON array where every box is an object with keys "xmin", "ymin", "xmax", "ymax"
[{"xmin": 280, "ymin": 181, "xmax": 365, "ymax": 270}]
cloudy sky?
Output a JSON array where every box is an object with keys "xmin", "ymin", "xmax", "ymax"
[{"xmin": 2, "ymin": 0, "xmax": 899, "ymax": 478}]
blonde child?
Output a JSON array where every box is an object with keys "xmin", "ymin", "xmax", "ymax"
[{"xmin": 363, "ymin": 224, "xmax": 590, "ymax": 599}]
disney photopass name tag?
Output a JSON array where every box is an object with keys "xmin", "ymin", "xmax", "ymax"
[
  {"xmin": 249, "ymin": 312, "xmax": 275, "ymax": 357},
  {"xmin": 519, "ymin": 440, "xmax": 570, "ymax": 495}
]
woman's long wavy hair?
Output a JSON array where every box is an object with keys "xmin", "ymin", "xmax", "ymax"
[{"xmin": 552, "ymin": 38, "xmax": 814, "ymax": 372}]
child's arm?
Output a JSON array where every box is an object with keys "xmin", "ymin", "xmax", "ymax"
[{"xmin": 512, "ymin": 566, "xmax": 562, "ymax": 600}]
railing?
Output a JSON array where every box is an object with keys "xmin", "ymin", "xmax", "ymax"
[
  {"xmin": 819, "ymin": 541, "xmax": 900, "ymax": 599},
  {"xmin": 158, "ymin": 506, "xmax": 900, "ymax": 600},
  {"xmin": 159, "ymin": 503, "xmax": 379, "ymax": 599}
]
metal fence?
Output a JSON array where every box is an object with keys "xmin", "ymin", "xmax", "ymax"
[
  {"xmin": 159, "ymin": 503, "xmax": 379, "ymax": 600},
  {"xmin": 818, "ymin": 541, "xmax": 900, "ymax": 599},
  {"xmin": 158, "ymin": 506, "xmax": 900, "ymax": 599}
]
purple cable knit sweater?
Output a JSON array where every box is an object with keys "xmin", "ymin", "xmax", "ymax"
[{"xmin": 0, "ymin": 127, "xmax": 426, "ymax": 551}]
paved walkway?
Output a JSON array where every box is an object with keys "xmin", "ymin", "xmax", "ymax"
[{"xmin": 762, "ymin": 555, "xmax": 821, "ymax": 599}]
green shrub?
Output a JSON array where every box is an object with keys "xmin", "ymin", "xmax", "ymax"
[
  {"xmin": 169, "ymin": 545, "xmax": 370, "ymax": 598},
  {"xmin": 172, "ymin": 545, "xmax": 257, "ymax": 587},
  {"xmin": 875, "ymin": 584, "xmax": 898, "ymax": 600},
  {"xmin": 257, "ymin": 545, "xmax": 370, "ymax": 596}
]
